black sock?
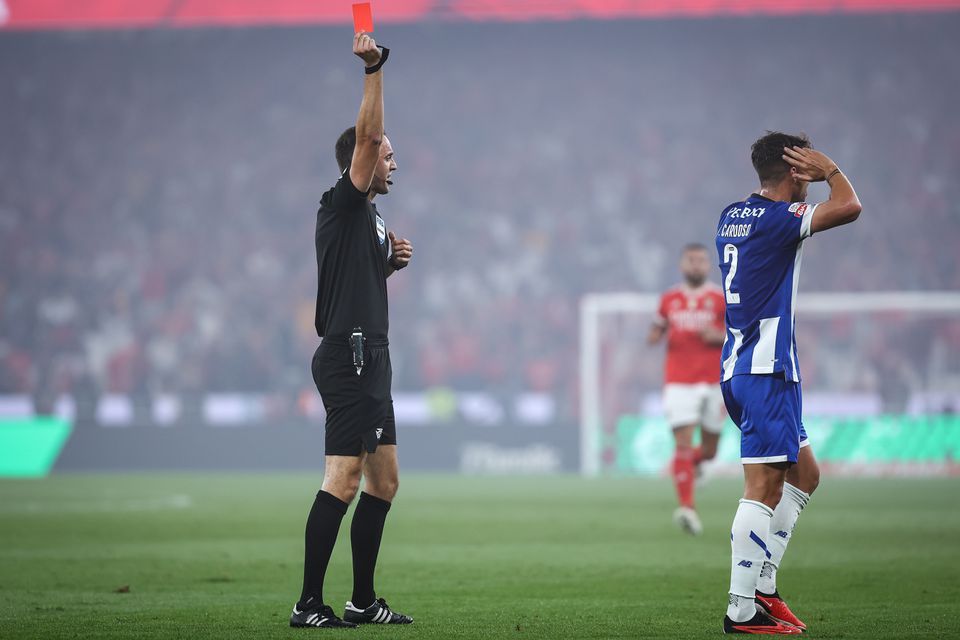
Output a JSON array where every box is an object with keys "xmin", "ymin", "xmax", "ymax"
[
  {"xmin": 350, "ymin": 491, "xmax": 392, "ymax": 609},
  {"xmin": 298, "ymin": 490, "xmax": 349, "ymax": 608}
]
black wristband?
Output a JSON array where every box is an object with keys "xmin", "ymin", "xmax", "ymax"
[
  {"xmin": 825, "ymin": 167, "xmax": 841, "ymax": 183},
  {"xmin": 365, "ymin": 46, "xmax": 390, "ymax": 74}
]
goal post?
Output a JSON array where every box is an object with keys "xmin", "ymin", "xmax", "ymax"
[{"xmin": 579, "ymin": 291, "xmax": 960, "ymax": 476}]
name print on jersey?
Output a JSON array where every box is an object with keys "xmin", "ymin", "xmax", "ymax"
[
  {"xmin": 718, "ymin": 204, "xmax": 766, "ymax": 238},
  {"xmin": 718, "ymin": 223, "xmax": 753, "ymax": 238}
]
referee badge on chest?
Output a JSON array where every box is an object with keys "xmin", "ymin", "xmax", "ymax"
[{"xmin": 375, "ymin": 215, "xmax": 386, "ymax": 245}]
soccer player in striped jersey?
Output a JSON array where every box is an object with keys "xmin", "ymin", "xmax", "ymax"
[
  {"xmin": 648, "ymin": 244, "xmax": 727, "ymax": 536},
  {"xmin": 716, "ymin": 132, "xmax": 861, "ymax": 634}
]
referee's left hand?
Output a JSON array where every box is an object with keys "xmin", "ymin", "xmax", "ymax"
[{"xmin": 389, "ymin": 231, "xmax": 413, "ymax": 268}]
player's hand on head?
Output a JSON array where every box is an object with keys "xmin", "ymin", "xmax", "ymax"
[
  {"xmin": 782, "ymin": 146, "xmax": 839, "ymax": 183},
  {"xmin": 388, "ymin": 231, "xmax": 413, "ymax": 266},
  {"xmin": 353, "ymin": 31, "xmax": 382, "ymax": 67}
]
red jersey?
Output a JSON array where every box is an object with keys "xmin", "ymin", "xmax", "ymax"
[{"xmin": 655, "ymin": 284, "xmax": 726, "ymax": 384}]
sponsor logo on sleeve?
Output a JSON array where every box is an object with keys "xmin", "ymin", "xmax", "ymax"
[{"xmin": 788, "ymin": 202, "xmax": 808, "ymax": 218}]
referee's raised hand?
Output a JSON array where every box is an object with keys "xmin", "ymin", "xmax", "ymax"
[{"xmin": 353, "ymin": 31, "xmax": 382, "ymax": 68}]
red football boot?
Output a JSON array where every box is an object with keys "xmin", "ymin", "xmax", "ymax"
[
  {"xmin": 756, "ymin": 591, "xmax": 807, "ymax": 632},
  {"xmin": 723, "ymin": 608, "xmax": 802, "ymax": 635}
]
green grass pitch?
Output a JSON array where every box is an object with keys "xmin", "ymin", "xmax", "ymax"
[{"xmin": 1, "ymin": 474, "xmax": 958, "ymax": 639}]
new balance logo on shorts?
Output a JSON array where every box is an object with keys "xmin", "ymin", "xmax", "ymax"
[
  {"xmin": 774, "ymin": 530, "xmax": 789, "ymax": 539},
  {"xmin": 738, "ymin": 560, "xmax": 753, "ymax": 568}
]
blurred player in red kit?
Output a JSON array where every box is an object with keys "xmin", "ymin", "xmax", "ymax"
[{"xmin": 648, "ymin": 243, "xmax": 726, "ymax": 535}]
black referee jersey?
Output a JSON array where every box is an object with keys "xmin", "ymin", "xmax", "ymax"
[{"xmin": 314, "ymin": 166, "xmax": 390, "ymax": 342}]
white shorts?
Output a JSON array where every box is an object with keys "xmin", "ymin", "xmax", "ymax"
[{"xmin": 663, "ymin": 383, "xmax": 726, "ymax": 433}]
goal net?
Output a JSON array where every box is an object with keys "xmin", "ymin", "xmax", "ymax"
[{"xmin": 579, "ymin": 292, "xmax": 960, "ymax": 476}]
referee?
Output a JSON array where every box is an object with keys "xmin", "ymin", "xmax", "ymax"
[{"xmin": 290, "ymin": 31, "xmax": 414, "ymax": 629}]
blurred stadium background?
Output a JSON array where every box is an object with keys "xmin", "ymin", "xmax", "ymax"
[
  {"xmin": 1, "ymin": 0, "xmax": 958, "ymax": 477},
  {"xmin": 1, "ymin": 2, "xmax": 960, "ymax": 638}
]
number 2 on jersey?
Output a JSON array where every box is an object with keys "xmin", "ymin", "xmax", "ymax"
[{"xmin": 723, "ymin": 243, "xmax": 741, "ymax": 304}]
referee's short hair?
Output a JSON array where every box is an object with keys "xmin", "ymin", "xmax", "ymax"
[
  {"xmin": 335, "ymin": 127, "xmax": 357, "ymax": 173},
  {"xmin": 683, "ymin": 242, "xmax": 709, "ymax": 254},
  {"xmin": 335, "ymin": 126, "xmax": 387, "ymax": 173},
  {"xmin": 751, "ymin": 131, "xmax": 811, "ymax": 186}
]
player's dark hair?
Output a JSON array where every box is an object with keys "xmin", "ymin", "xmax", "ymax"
[
  {"xmin": 682, "ymin": 243, "xmax": 709, "ymax": 254},
  {"xmin": 751, "ymin": 131, "xmax": 811, "ymax": 185},
  {"xmin": 335, "ymin": 126, "xmax": 387, "ymax": 173}
]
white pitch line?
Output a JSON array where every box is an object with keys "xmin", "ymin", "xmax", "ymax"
[{"xmin": 0, "ymin": 494, "xmax": 193, "ymax": 514}]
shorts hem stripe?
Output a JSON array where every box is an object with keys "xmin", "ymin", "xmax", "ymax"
[{"xmin": 741, "ymin": 455, "xmax": 790, "ymax": 464}]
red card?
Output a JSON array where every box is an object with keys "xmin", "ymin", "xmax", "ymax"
[{"xmin": 352, "ymin": 3, "xmax": 374, "ymax": 33}]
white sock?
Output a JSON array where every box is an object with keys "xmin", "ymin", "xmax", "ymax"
[
  {"xmin": 757, "ymin": 482, "xmax": 810, "ymax": 595},
  {"xmin": 727, "ymin": 499, "xmax": 774, "ymax": 622}
]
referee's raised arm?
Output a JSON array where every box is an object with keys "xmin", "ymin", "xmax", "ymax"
[{"xmin": 349, "ymin": 31, "xmax": 385, "ymax": 194}]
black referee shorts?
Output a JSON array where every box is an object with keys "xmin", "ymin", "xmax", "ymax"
[{"xmin": 311, "ymin": 340, "xmax": 397, "ymax": 456}]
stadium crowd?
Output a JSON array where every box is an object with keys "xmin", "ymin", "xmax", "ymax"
[{"xmin": 1, "ymin": 17, "xmax": 958, "ymax": 419}]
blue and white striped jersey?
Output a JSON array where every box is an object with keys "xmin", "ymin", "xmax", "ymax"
[{"xmin": 715, "ymin": 194, "xmax": 817, "ymax": 382}]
